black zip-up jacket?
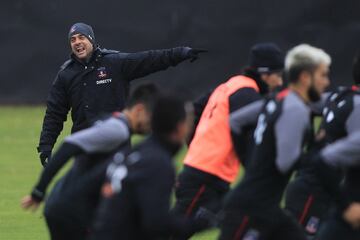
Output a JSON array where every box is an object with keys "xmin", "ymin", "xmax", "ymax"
[
  {"xmin": 91, "ymin": 135, "xmax": 207, "ymax": 240},
  {"xmin": 38, "ymin": 47, "xmax": 194, "ymax": 152}
]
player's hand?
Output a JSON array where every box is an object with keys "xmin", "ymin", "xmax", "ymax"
[
  {"xmin": 343, "ymin": 202, "xmax": 360, "ymax": 229},
  {"xmin": 39, "ymin": 150, "xmax": 51, "ymax": 167},
  {"xmin": 21, "ymin": 195, "xmax": 41, "ymax": 212},
  {"xmin": 187, "ymin": 48, "xmax": 208, "ymax": 62}
]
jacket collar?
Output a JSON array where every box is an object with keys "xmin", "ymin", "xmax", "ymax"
[{"xmin": 70, "ymin": 47, "xmax": 101, "ymax": 66}]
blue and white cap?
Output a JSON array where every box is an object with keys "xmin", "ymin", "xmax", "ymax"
[{"xmin": 68, "ymin": 22, "xmax": 95, "ymax": 45}]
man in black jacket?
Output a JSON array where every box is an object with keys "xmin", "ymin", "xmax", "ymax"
[
  {"xmin": 38, "ymin": 22, "xmax": 206, "ymax": 166},
  {"xmin": 90, "ymin": 96, "xmax": 209, "ymax": 240},
  {"xmin": 22, "ymin": 84, "xmax": 160, "ymax": 240}
]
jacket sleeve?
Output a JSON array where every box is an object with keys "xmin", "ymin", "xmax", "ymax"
[
  {"xmin": 134, "ymin": 162, "xmax": 205, "ymax": 238},
  {"xmin": 121, "ymin": 47, "xmax": 192, "ymax": 81},
  {"xmin": 38, "ymin": 73, "xmax": 70, "ymax": 152}
]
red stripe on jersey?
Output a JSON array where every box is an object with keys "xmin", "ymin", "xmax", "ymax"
[
  {"xmin": 233, "ymin": 215, "xmax": 249, "ymax": 240},
  {"xmin": 299, "ymin": 195, "xmax": 314, "ymax": 225},
  {"xmin": 276, "ymin": 88, "xmax": 290, "ymax": 100},
  {"xmin": 185, "ymin": 185, "xmax": 206, "ymax": 217}
]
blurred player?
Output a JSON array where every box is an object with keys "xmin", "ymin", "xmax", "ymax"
[
  {"xmin": 312, "ymin": 130, "xmax": 360, "ymax": 239},
  {"xmin": 173, "ymin": 43, "xmax": 284, "ymax": 239},
  {"xmin": 284, "ymin": 52, "xmax": 360, "ymax": 238},
  {"xmin": 22, "ymin": 84, "xmax": 159, "ymax": 240},
  {"xmin": 37, "ymin": 22, "xmax": 206, "ymax": 167},
  {"xmin": 90, "ymin": 96, "xmax": 210, "ymax": 240},
  {"xmin": 219, "ymin": 44, "xmax": 331, "ymax": 240}
]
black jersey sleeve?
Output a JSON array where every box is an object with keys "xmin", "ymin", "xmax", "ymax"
[
  {"xmin": 322, "ymin": 95, "xmax": 360, "ymax": 167},
  {"xmin": 193, "ymin": 91, "xmax": 212, "ymax": 124}
]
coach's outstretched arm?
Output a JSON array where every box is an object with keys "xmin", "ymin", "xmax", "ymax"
[{"xmin": 122, "ymin": 47, "xmax": 207, "ymax": 80}]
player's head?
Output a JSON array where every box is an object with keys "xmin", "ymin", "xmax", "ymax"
[
  {"xmin": 151, "ymin": 96, "xmax": 194, "ymax": 148},
  {"xmin": 68, "ymin": 23, "xmax": 95, "ymax": 61},
  {"xmin": 244, "ymin": 43, "xmax": 284, "ymax": 93},
  {"xmin": 285, "ymin": 44, "xmax": 331, "ymax": 102},
  {"xmin": 124, "ymin": 83, "xmax": 160, "ymax": 134},
  {"xmin": 352, "ymin": 51, "xmax": 360, "ymax": 85}
]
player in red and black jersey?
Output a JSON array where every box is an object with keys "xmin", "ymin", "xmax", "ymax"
[
  {"xmin": 284, "ymin": 52, "xmax": 360, "ymax": 239},
  {"xmin": 219, "ymin": 44, "xmax": 331, "ymax": 240}
]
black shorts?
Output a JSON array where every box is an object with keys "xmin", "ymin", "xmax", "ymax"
[
  {"xmin": 45, "ymin": 214, "xmax": 89, "ymax": 240},
  {"xmin": 172, "ymin": 166, "xmax": 229, "ymax": 239},
  {"xmin": 219, "ymin": 207, "xmax": 307, "ymax": 240},
  {"xmin": 44, "ymin": 180, "xmax": 90, "ymax": 240},
  {"xmin": 317, "ymin": 211, "xmax": 360, "ymax": 240},
  {"xmin": 173, "ymin": 166, "xmax": 230, "ymax": 217},
  {"xmin": 284, "ymin": 177, "xmax": 334, "ymax": 236}
]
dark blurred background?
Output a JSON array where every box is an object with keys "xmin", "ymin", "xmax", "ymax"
[{"xmin": 1, "ymin": 0, "xmax": 360, "ymax": 104}]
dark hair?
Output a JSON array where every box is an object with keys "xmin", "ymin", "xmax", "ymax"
[
  {"xmin": 352, "ymin": 51, "xmax": 360, "ymax": 85},
  {"xmin": 287, "ymin": 63, "xmax": 318, "ymax": 84},
  {"xmin": 151, "ymin": 96, "xmax": 186, "ymax": 136},
  {"xmin": 125, "ymin": 83, "xmax": 160, "ymax": 111}
]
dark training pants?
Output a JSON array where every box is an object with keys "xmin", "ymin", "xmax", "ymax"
[
  {"xmin": 172, "ymin": 166, "xmax": 230, "ymax": 240},
  {"xmin": 45, "ymin": 215, "xmax": 89, "ymax": 240},
  {"xmin": 219, "ymin": 207, "xmax": 307, "ymax": 240},
  {"xmin": 44, "ymin": 180, "xmax": 89, "ymax": 240},
  {"xmin": 285, "ymin": 177, "xmax": 333, "ymax": 237}
]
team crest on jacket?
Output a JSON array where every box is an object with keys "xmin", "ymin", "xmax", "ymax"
[{"xmin": 97, "ymin": 67, "xmax": 108, "ymax": 79}]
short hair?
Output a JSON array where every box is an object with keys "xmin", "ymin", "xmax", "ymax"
[
  {"xmin": 151, "ymin": 96, "xmax": 186, "ymax": 136},
  {"xmin": 285, "ymin": 44, "xmax": 331, "ymax": 83},
  {"xmin": 125, "ymin": 83, "xmax": 160, "ymax": 111}
]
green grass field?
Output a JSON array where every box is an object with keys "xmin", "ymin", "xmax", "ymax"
[{"xmin": 0, "ymin": 106, "xmax": 218, "ymax": 239}]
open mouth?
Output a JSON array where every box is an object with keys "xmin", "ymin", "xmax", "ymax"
[{"xmin": 75, "ymin": 45, "xmax": 86, "ymax": 55}]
